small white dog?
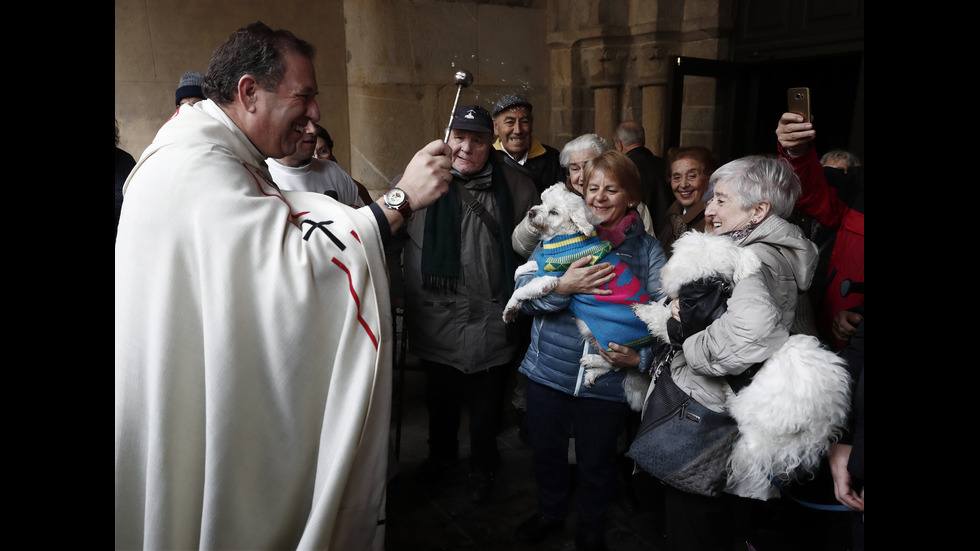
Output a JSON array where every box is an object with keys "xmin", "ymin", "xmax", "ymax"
[
  {"xmin": 631, "ymin": 230, "xmax": 852, "ymax": 499},
  {"xmin": 504, "ymin": 183, "xmax": 653, "ymax": 411}
]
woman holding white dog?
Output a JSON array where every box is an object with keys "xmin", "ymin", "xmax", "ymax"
[
  {"xmin": 511, "ymin": 133, "xmax": 656, "ymax": 259},
  {"xmin": 512, "ymin": 150, "xmax": 667, "ymax": 551},
  {"xmin": 650, "ymin": 155, "xmax": 820, "ymax": 551}
]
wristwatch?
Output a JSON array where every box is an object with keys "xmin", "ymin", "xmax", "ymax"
[{"xmin": 383, "ymin": 187, "xmax": 413, "ymax": 220}]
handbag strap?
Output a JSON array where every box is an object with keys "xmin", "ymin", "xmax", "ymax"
[
  {"xmin": 453, "ymin": 181, "xmax": 500, "ymax": 240},
  {"xmin": 726, "ymin": 361, "xmax": 763, "ymax": 394},
  {"xmin": 767, "ymin": 477, "xmax": 852, "ymax": 512},
  {"xmin": 652, "ymin": 351, "xmax": 760, "ymax": 395}
]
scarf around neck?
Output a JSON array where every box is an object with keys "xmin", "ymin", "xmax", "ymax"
[
  {"xmin": 595, "ymin": 208, "xmax": 639, "ymax": 248},
  {"xmin": 420, "ymin": 157, "xmax": 517, "ymax": 299},
  {"xmin": 721, "ymin": 220, "xmax": 759, "ymax": 244}
]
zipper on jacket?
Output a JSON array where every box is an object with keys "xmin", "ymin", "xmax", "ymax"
[{"xmin": 572, "ymin": 340, "xmax": 589, "ymax": 396}]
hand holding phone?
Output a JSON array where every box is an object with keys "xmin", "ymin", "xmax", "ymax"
[
  {"xmin": 787, "ymin": 87, "xmax": 811, "ymax": 122},
  {"xmin": 778, "ymin": 89, "xmax": 815, "ymax": 156}
]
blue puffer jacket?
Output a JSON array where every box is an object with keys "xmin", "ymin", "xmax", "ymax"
[{"xmin": 517, "ymin": 219, "xmax": 667, "ymax": 402}]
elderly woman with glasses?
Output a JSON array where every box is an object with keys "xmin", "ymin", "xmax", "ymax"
[{"xmin": 657, "ymin": 146, "xmax": 718, "ymax": 257}]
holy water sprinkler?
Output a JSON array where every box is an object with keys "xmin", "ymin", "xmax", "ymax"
[{"xmin": 444, "ymin": 69, "xmax": 474, "ymax": 142}]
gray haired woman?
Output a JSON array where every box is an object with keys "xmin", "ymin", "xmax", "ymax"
[
  {"xmin": 559, "ymin": 133, "xmax": 610, "ymax": 196},
  {"xmin": 657, "ymin": 155, "xmax": 822, "ymax": 550}
]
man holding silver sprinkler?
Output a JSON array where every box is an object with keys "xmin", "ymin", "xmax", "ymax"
[{"xmin": 389, "ymin": 103, "xmax": 539, "ymax": 504}]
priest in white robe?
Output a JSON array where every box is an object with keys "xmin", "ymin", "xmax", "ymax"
[{"xmin": 115, "ymin": 22, "xmax": 450, "ymax": 550}]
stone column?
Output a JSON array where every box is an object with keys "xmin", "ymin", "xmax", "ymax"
[
  {"xmin": 591, "ymin": 86, "xmax": 619, "ymax": 145},
  {"xmin": 582, "ymin": 44, "xmax": 626, "ymax": 144},
  {"xmin": 640, "ymin": 83, "xmax": 667, "ymax": 156},
  {"xmin": 635, "ymin": 43, "xmax": 669, "ymax": 157}
]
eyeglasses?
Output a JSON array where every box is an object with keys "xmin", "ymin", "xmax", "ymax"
[{"xmin": 671, "ymin": 169, "xmax": 702, "ymax": 183}]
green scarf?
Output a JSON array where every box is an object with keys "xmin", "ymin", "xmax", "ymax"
[{"xmin": 420, "ymin": 156, "xmax": 518, "ymax": 300}]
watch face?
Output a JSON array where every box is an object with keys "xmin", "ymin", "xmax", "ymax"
[{"xmin": 386, "ymin": 188, "xmax": 407, "ymax": 208}]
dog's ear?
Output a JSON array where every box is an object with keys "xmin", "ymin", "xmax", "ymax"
[
  {"xmin": 732, "ymin": 247, "xmax": 762, "ymax": 283},
  {"xmin": 570, "ymin": 202, "xmax": 596, "ymax": 236},
  {"xmin": 541, "ymin": 183, "xmax": 565, "ymax": 203}
]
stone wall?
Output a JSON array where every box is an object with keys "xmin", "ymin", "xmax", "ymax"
[
  {"xmin": 115, "ymin": 0, "xmax": 552, "ymax": 197},
  {"xmin": 546, "ymin": 0, "xmax": 730, "ymax": 158},
  {"xmin": 116, "ymin": 1, "xmax": 741, "ymax": 195},
  {"xmin": 115, "ymin": 0, "xmax": 353, "ymax": 174},
  {"xmin": 341, "ymin": 0, "xmax": 550, "ymax": 192}
]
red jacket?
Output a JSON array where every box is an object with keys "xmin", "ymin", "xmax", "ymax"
[{"xmin": 780, "ymin": 144, "xmax": 864, "ymax": 349}]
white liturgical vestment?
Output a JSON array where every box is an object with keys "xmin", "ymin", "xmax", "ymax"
[{"xmin": 115, "ymin": 100, "xmax": 391, "ymax": 549}]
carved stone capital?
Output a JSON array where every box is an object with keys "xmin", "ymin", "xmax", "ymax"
[
  {"xmin": 634, "ymin": 42, "xmax": 669, "ymax": 84},
  {"xmin": 582, "ymin": 45, "xmax": 627, "ymax": 89}
]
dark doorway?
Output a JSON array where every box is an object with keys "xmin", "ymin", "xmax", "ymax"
[
  {"xmin": 665, "ymin": 52, "xmax": 863, "ymax": 164},
  {"xmin": 737, "ymin": 52, "xmax": 864, "ymax": 160}
]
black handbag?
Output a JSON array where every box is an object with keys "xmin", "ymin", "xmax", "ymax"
[
  {"xmin": 626, "ymin": 359, "xmax": 738, "ymax": 497},
  {"xmin": 626, "ymin": 276, "xmax": 746, "ymax": 497}
]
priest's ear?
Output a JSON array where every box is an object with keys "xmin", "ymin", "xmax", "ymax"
[{"xmin": 236, "ymin": 74, "xmax": 262, "ymax": 113}]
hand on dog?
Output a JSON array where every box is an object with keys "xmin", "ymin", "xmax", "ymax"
[
  {"xmin": 556, "ymin": 256, "xmax": 614, "ymax": 296},
  {"xmin": 595, "ymin": 341, "xmax": 640, "ymax": 369}
]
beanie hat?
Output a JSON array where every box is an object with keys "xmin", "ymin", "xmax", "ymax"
[{"xmin": 175, "ymin": 71, "xmax": 205, "ymax": 106}]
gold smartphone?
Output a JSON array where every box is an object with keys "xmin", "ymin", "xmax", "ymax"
[{"xmin": 787, "ymin": 87, "xmax": 811, "ymax": 122}]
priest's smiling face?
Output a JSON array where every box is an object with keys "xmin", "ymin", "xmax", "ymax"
[{"xmin": 251, "ymin": 50, "xmax": 321, "ymax": 160}]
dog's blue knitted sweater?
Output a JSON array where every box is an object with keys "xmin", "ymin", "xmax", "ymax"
[{"xmin": 536, "ymin": 230, "xmax": 652, "ymax": 351}]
